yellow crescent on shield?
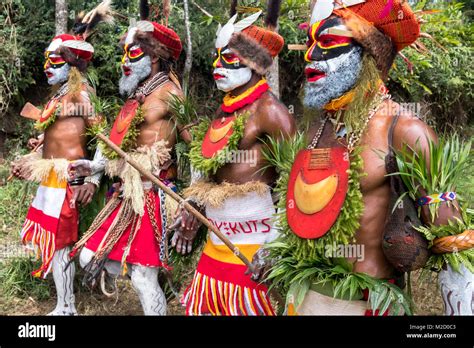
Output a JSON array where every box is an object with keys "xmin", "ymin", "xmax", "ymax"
[
  {"xmin": 209, "ymin": 120, "xmax": 234, "ymax": 143},
  {"xmin": 294, "ymin": 172, "xmax": 338, "ymax": 215}
]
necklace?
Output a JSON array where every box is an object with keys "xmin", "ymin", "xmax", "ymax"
[
  {"xmin": 307, "ymin": 117, "xmax": 329, "ymax": 150},
  {"xmin": 132, "ymin": 72, "xmax": 170, "ymax": 101},
  {"xmin": 52, "ymin": 82, "xmax": 70, "ymax": 100},
  {"xmin": 307, "ymin": 92, "xmax": 391, "ymax": 151},
  {"xmin": 221, "ymin": 79, "xmax": 269, "ymax": 113}
]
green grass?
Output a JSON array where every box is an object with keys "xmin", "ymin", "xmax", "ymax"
[
  {"xmin": 0, "ymin": 167, "xmax": 37, "ymax": 240},
  {"xmin": 0, "ymin": 257, "xmax": 54, "ymax": 301}
]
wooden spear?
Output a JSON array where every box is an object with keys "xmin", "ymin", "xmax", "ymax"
[{"xmin": 96, "ymin": 133, "xmax": 256, "ymax": 271}]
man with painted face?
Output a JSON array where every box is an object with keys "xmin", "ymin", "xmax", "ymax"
[
  {"xmin": 9, "ymin": 4, "xmax": 111, "ymax": 315},
  {"xmin": 268, "ymin": 0, "xmax": 465, "ymax": 315},
  {"xmin": 69, "ymin": 2, "xmax": 184, "ymax": 315},
  {"xmin": 171, "ymin": 2, "xmax": 296, "ymax": 316}
]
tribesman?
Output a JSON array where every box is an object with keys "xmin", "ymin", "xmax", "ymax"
[
  {"xmin": 10, "ymin": 2, "xmax": 113, "ymax": 315},
  {"xmin": 69, "ymin": 0, "xmax": 184, "ymax": 315},
  {"xmin": 267, "ymin": 0, "xmax": 468, "ymax": 315},
  {"xmin": 171, "ymin": 1, "xmax": 296, "ymax": 316}
]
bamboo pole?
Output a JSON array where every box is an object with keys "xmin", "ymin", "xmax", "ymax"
[{"xmin": 96, "ymin": 133, "xmax": 255, "ymax": 271}]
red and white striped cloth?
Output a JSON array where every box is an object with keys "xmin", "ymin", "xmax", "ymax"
[
  {"xmin": 21, "ymin": 169, "xmax": 78, "ymax": 278},
  {"xmin": 182, "ymin": 189, "xmax": 277, "ymax": 316}
]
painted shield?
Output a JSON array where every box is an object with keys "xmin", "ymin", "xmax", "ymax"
[
  {"xmin": 286, "ymin": 147, "xmax": 350, "ymax": 239},
  {"xmin": 109, "ymin": 99, "xmax": 140, "ymax": 146},
  {"xmin": 201, "ymin": 116, "xmax": 236, "ymax": 159}
]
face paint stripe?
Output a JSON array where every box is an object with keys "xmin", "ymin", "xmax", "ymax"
[
  {"xmin": 317, "ymin": 42, "xmax": 350, "ymax": 49},
  {"xmin": 305, "ymin": 20, "xmax": 323, "ymax": 62},
  {"xmin": 213, "ymin": 48, "xmax": 221, "ymax": 68}
]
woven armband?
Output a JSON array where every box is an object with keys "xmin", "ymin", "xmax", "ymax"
[{"xmin": 417, "ymin": 192, "xmax": 456, "ymax": 207}]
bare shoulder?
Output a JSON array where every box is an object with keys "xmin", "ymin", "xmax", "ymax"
[
  {"xmin": 142, "ymin": 81, "xmax": 183, "ymax": 119},
  {"xmin": 255, "ymin": 92, "xmax": 296, "ymax": 137},
  {"xmin": 392, "ymin": 104, "xmax": 437, "ymax": 152},
  {"xmin": 150, "ymin": 80, "xmax": 183, "ymax": 102},
  {"xmin": 367, "ymin": 100, "xmax": 436, "ymax": 151}
]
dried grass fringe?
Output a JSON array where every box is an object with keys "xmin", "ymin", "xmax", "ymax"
[
  {"xmin": 17, "ymin": 152, "xmax": 69, "ymax": 183},
  {"xmin": 183, "ymin": 180, "xmax": 269, "ymax": 208},
  {"xmin": 106, "ymin": 140, "xmax": 171, "ymax": 215}
]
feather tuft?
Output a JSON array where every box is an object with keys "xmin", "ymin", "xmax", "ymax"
[
  {"xmin": 230, "ymin": 0, "xmax": 238, "ymax": 17},
  {"xmin": 163, "ymin": 0, "xmax": 171, "ymax": 25},
  {"xmin": 140, "ymin": 0, "xmax": 150, "ymax": 20},
  {"xmin": 264, "ymin": 0, "xmax": 282, "ymax": 30},
  {"xmin": 74, "ymin": 0, "xmax": 114, "ymax": 39}
]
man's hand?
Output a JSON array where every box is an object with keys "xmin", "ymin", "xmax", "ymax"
[
  {"xmin": 68, "ymin": 160, "xmax": 92, "ymax": 180},
  {"xmin": 170, "ymin": 203, "xmax": 201, "ymax": 255},
  {"xmin": 71, "ymin": 183, "xmax": 96, "ymax": 207},
  {"xmin": 11, "ymin": 160, "xmax": 29, "ymax": 180},
  {"xmin": 245, "ymin": 248, "xmax": 271, "ymax": 283},
  {"xmin": 27, "ymin": 138, "xmax": 41, "ymax": 150}
]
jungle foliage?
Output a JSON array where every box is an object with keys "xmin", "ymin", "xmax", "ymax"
[{"xmin": 0, "ymin": 0, "xmax": 472, "ymax": 157}]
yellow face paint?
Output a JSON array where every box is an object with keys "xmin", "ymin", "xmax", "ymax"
[
  {"xmin": 305, "ymin": 18, "xmax": 354, "ymax": 63},
  {"xmin": 213, "ymin": 47, "xmax": 242, "ymax": 69},
  {"xmin": 44, "ymin": 51, "xmax": 66, "ymax": 70},
  {"xmin": 122, "ymin": 44, "xmax": 145, "ymax": 64}
]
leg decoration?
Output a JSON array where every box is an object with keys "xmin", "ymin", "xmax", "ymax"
[
  {"xmin": 48, "ymin": 246, "xmax": 77, "ymax": 316},
  {"xmin": 131, "ymin": 265, "xmax": 167, "ymax": 315},
  {"xmin": 439, "ymin": 264, "xmax": 473, "ymax": 315}
]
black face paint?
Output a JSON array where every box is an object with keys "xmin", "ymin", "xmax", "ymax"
[
  {"xmin": 213, "ymin": 46, "xmax": 246, "ymax": 70},
  {"xmin": 122, "ymin": 44, "xmax": 145, "ymax": 64},
  {"xmin": 305, "ymin": 17, "xmax": 356, "ymax": 62},
  {"xmin": 44, "ymin": 52, "xmax": 66, "ymax": 69}
]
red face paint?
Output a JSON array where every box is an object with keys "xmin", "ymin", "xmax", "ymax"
[{"xmin": 305, "ymin": 17, "xmax": 355, "ymax": 63}]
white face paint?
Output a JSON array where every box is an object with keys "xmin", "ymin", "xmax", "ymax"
[
  {"xmin": 212, "ymin": 48, "xmax": 252, "ymax": 93},
  {"xmin": 303, "ymin": 18, "xmax": 363, "ymax": 110},
  {"xmin": 213, "ymin": 66, "xmax": 252, "ymax": 92},
  {"xmin": 119, "ymin": 45, "xmax": 152, "ymax": 98},
  {"xmin": 303, "ymin": 46, "xmax": 363, "ymax": 110},
  {"xmin": 44, "ymin": 54, "xmax": 71, "ymax": 86}
]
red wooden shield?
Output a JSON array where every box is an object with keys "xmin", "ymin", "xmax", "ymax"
[
  {"xmin": 39, "ymin": 98, "xmax": 59, "ymax": 123},
  {"xmin": 201, "ymin": 116, "xmax": 236, "ymax": 159},
  {"xmin": 286, "ymin": 147, "xmax": 350, "ymax": 239},
  {"xmin": 109, "ymin": 99, "xmax": 140, "ymax": 146}
]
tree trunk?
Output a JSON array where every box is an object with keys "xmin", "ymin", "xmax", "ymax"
[
  {"xmin": 55, "ymin": 0, "xmax": 68, "ymax": 35},
  {"xmin": 182, "ymin": 0, "xmax": 193, "ymax": 91}
]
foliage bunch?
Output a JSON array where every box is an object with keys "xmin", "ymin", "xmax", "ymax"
[{"xmin": 393, "ymin": 135, "xmax": 471, "ymax": 221}]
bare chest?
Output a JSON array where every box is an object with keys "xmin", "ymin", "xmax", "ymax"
[{"xmin": 308, "ymin": 119, "xmax": 390, "ymax": 193}]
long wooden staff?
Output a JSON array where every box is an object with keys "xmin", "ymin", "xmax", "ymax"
[{"xmin": 96, "ymin": 133, "xmax": 256, "ymax": 271}]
